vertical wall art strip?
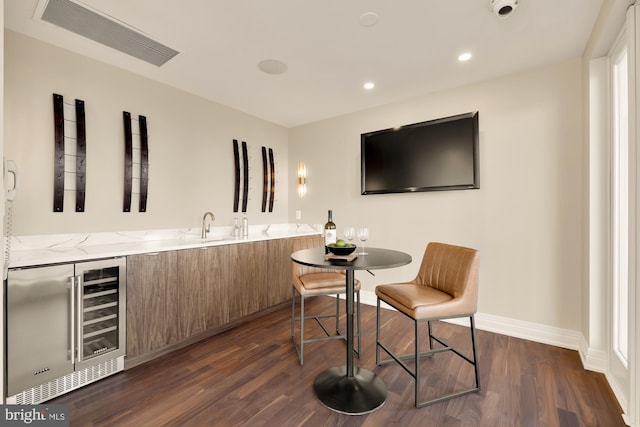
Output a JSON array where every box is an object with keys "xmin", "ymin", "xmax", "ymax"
[
  {"xmin": 138, "ymin": 115, "xmax": 149, "ymax": 213},
  {"xmin": 75, "ymin": 100, "xmax": 86, "ymax": 212},
  {"xmin": 53, "ymin": 93, "xmax": 86, "ymax": 213},
  {"xmin": 241, "ymin": 141, "xmax": 249, "ymax": 213},
  {"xmin": 53, "ymin": 94, "xmax": 65, "ymax": 212},
  {"xmin": 260, "ymin": 146, "xmax": 277, "ymax": 213},
  {"xmin": 123, "ymin": 112, "xmax": 149, "ymax": 213},
  {"xmin": 122, "ymin": 112, "xmax": 133, "ymax": 212},
  {"xmin": 233, "ymin": 139, "xmax": 240, "ymax": 213},
  {"xmin": 261, "ymin": 147, "xmax": 268, "ymax": 212},
  {"xmin": 268, "ymin": 148, "xmax": 275, "ymax": 212}
]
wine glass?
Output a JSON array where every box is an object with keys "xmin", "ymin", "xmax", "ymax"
[
  {"xmin": 344, "ymin": 227, "xmax": 355, "ymax": 245},
  {"xmin": 357, "ymin": 228, "xmax": 369, "ymax": 255}
]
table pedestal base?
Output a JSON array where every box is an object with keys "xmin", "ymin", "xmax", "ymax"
[{"xmin": 313, "ymin": 366, "xmax": 387, "ymax": 415}]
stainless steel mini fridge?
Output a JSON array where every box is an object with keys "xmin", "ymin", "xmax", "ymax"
[{"xmin": 5, "ymin": 257, "xmax": 126, "ymax": 404}]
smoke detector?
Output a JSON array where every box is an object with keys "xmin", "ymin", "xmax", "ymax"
[{"xmin": 491, "ymin": 0, "xmax": 519, "ymax": 17}]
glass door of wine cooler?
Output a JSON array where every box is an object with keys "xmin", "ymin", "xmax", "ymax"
[{"xmin": 75, "ymin": 258, "xmax": 126, "ymax": 370}]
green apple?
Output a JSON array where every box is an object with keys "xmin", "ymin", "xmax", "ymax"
[{"xmin": 336, "ymin": 239, "xmax": 346, "ymax": 247}]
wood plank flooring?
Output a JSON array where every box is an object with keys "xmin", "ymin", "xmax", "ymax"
[{"xmin": 51, "ymin": 296, "xmax": 625, "ymax": 426}]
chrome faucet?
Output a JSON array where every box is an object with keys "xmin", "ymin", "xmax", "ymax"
[{"xmin": 201, "ymin": 211, "xmax": 215, "ymax": 239}]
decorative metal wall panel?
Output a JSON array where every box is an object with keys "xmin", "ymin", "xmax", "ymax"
[
  {"xmin": 53, "ymin": 94, "xmax": 65, "ymax": 212},
  {"xmin": 261, "ymin": 147, "xmax": 268, "ymax": 212},
  {"xmin": 233, "ymin": 139, "xmax": 240, "ymax": 213},
  {"xmin": 122, "ymin": 112, "xmax": 133, "ymax": 212},
  {"xmin": 241, "ymin": 141, "xmax": 249, "ymax": 213},
  {"xmin": 53, "ymin": 93, "xmax": 86, "ymax": 213},
  {"xmin": 75, "ymin": 99, "xmax": 86, "ymax": 212},
  {"xmin": 122, "ymin": 112, "xmax": 149, "ymax": 213},
  {"xmin": 268, "ymin": 148, "xmax": 275, "ymax": 212},
  {"xmin": 138, "ymin": 115, "xmax": 148, "ymax": 213}
]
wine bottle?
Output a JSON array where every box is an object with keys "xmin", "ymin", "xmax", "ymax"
[{"xmin": 324, "ymin": 209, "xmax": 337, "ymax": 251}]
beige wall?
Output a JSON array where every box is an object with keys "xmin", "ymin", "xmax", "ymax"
[
  {"xmin": 289, "ymin": 59, "xmax": 583, "ymax": 330},
  {"xmin": 4, "ymin": 30, "xmax": 584, "ymax": 331},
  {"xmin": 3, "ymin": 30, "xmax": 289, "ymax": 235}
]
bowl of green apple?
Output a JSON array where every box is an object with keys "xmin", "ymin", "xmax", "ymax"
[{"xmin": 327, "ymin": 240, "xmax": 357, "ymax": 256}]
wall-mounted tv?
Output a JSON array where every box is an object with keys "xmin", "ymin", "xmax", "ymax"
[{"xmin": 361, "ymin": 111, "xmax": 479, "ymax": 195}]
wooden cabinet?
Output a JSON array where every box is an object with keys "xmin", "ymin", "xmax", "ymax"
[
  {"xmin": 177, "ymin": 246, "xmax": 230, "ymax": 339},
  {"xmin": 126, "ymin": 251, "xmax": 179, "ymax": 359},
  {"xmin": 126, "ymin": 235, "xmax": 310, "ymax": 367},
  {"xmin": 267, "ymin": 238, "xmax": 294, "ymax": 307},
  {"xmin": 228, "ymin": 240, "xmax": 268, "ymax": 321},
  {"xmin": 201, "ymin": 245, "xmax": 231, "ymax": 330},
  {"xmin": 227, "ymin": 238, "xmax": 295, "ymax": 321}
]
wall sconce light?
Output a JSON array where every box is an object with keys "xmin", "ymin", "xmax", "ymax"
[{"xmin": 297, "ymin": 162, "xmax": 307, "ymax": 197}]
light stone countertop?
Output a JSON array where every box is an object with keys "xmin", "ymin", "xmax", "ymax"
[{"xmin": 7, "ymin": 223, "xmax": 322, "ymax": 268}]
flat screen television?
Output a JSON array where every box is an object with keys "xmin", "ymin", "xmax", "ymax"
[{"xmin": 361, "ymin": 111, "xmax": 479, "ymax": 195}]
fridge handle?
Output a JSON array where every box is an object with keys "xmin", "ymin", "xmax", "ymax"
[
  {"xmin": 76, "ymin": 274, "xmax": 83, "ymax": 363},
  {"xmin": 70, "ymin": 275, "xmax": 75, "ymax": 365}
]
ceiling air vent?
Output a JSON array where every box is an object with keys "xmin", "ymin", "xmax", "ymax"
[{"xmin": 40, "ymin": 0, "xmax": 179, "ymax": 66}]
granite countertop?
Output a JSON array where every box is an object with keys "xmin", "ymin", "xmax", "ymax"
[{"xmin": 7, "ymin": 223, "xmax": 322, "ymax": 268}]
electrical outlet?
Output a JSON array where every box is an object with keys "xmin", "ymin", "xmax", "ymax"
[{"xmin": 295, "ymin": 210, "xmax": 302, "ymax": 220}]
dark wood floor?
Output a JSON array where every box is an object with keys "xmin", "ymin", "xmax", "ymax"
[{"xmin": 52, "ymin": 296, "xmax": 625, "ymax": 426}]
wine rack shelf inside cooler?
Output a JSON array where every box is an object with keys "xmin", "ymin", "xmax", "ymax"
[{"xmin": 81, "ymin": 266, "xmax": 122, "ymax": 360}]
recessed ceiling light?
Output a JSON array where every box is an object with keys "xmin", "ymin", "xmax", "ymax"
[
  {"xmin": 364, "ymin": 82, "xmax": 375, "ymax": 90},
  {"xmin": 458, "ymin": 52, "xmax": 472, "ymax": 62},
  {"xmin": 257, "ymin": 59, "xmax": 288, "ymax": 75}
]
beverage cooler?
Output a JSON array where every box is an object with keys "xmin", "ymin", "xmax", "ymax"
[{"xmin": 5, "ymin": 257, "xmax": 126, "ymax": 404}]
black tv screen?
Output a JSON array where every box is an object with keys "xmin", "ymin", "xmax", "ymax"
[{"xmin": 361, "ymin": 112, "xmax": 479, "ymax": 195}]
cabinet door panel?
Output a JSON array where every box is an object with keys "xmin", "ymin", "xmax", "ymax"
[
  {"xmin": 177, "ymin": 249, "xmax": 208, "ymax": 339},
  {"xmin": 177, "ymin": 245, "xmax": 230, "ymax": 338},
  {"xmin": 267, "ymin": 238, "xmax": 293, "ymax": 307},
  {"xmin": 126, "ymin": 251, "xmax": 178, "ymax": 358},
  {"xmin": 202, "ymin": 245, "xmax": 230, "ymax": 330},
  {"xmin": 229, "ymin": 241, "xmax": 268, "ymax": 321}
]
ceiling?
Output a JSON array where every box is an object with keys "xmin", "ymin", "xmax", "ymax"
[{"xmin": 5, "ymin": 0, "xmax": 604, "ymax": 128}]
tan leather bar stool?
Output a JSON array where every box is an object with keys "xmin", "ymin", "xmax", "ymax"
[
  {"xmin": 375, "ymin": 242, "xmax": 480, "ymax": 407},
  {"xmin": 291, "ymin": 235, "xmax": 361, "ymax": 365}
]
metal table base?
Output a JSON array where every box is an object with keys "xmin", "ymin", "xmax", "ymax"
[
  {"xmin": 314, "ymin": 366, "xmax": 387, "ymax": 415},
  {"xmin": 291, "ymin": 248, "xmax": 411, "ymax": 415}
]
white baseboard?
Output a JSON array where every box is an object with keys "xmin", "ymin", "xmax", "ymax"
[
  {"xmin": 352, "ymin": 290, "xmax": 585, "ymax": 356},
  {"xmin": 471, "ymin": 312, "xmax": 583, "ymax": 351},
  {"xmin": 579, "ymin": 335, "xmax": 607, "ymax": 373}
]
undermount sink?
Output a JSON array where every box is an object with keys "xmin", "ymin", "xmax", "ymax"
[
  {"xmin": 182, "ymin": 235, "xmax": 231, "ymax": 243},
  {"xmin": 199, "ymin": 236, "xmax": 229, "ymax": 242},
  {"xmin": 155, "ymin": 236, "xmax": 230, "ymax": 248}
]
